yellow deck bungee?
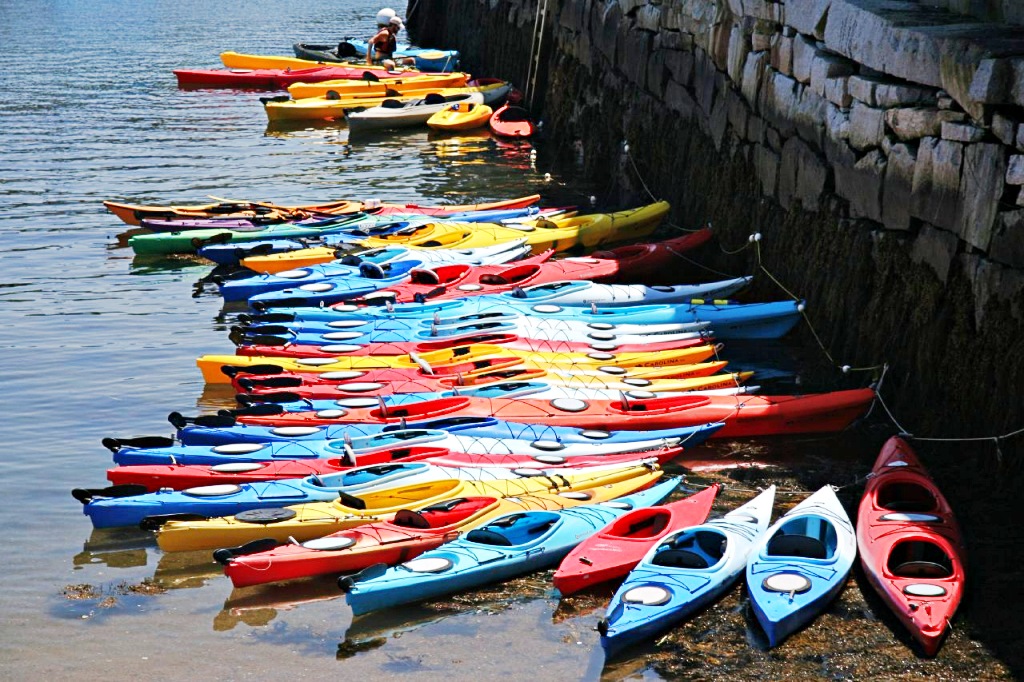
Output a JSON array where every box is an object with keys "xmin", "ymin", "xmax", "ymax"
[
  {"xmin": 198, "ymin": 343, "xmax": 719, "ymax": 384},
  {"xmin": 155, "ymin": 466, "xmax": 664, "ymax": 552}
]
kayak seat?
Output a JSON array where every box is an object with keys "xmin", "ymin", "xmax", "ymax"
[
  {"xmin": 424, "ymin": 93, "xmax": 446, "ymax": 105},
  {"xmin": 393, "ymin": 509, "xmax": 431, "ymax": 529},
  {"xmin": 624, "ymin": 513, "xmax": 669, "ymax": 538},
  {"xmin": 887, "ymin": 539, "xmax": 953, "ymax": 578},
  {"xmin": 877, "ymin": 482, "xmax": 936, "ymax": 513},
  {"xmin": 465, "ymin": 529, "xmax": 514, "ymax": 546},
  {"xmin": 380, "ymin": 99, "xmax": 405, "ymax": 109},
  {"xmin": 766, "ymin": 534, "xmax": 827, "ymax": 560},
  {"xmin": 652, "ymin": 549, "xmax": 708, "ymax": 569},
  {"xmin": 478, "ymin": 274, "xmax": 509, "ymax": 285}
]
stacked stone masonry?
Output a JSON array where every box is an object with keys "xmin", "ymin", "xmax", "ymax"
[{"xmin": 408, "ymin": 0, "xmax": 1024, "ymax": 444}]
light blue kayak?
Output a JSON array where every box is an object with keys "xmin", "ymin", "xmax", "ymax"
[
  {"xmin": 746, "ymin": 485, "xmax": 856, "ymax": 647},
  {"xmin": 341, "ymin": 477, "xmax": 681, "ymax": 615},
  {"xmin": 110, "ymin": 418, "xmax": 722, "ymax": 456},
  {"xmin": 598, "ymin": 486, "xmax": 776, "ymax": 655},
  {"xmin": 245, "ymin": 259, "xmax": 423, "ymax": 309},
  {"xmin": 245, "ymin": 298, "xmax": 803, "ymax": 340}
]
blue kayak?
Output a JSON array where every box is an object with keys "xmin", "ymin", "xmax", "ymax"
[
  {"xmin": 119, "ymin": 422, "xmax": 723, "ymax": 462},
  {"xmin": 341, "ymin": 477, "xmax": 680, "ymax": 615},
  {"xmin": 219, "ymin": 248, "xmax": 418, "ymax": 302},
  {"xmin": 249, "ymin": 298, "xmax": 803, "ymax": 340},
  {"xmin": 245, "ymin": 259, "xmax": 423, "ymax": 309},
  {"xmin": 746, "ymin": 485, "xmax": 857, "ymax": 647},
  {"xmin": 80, "ymin": 460, "xmax": 442, "ymax": 529},
  {"xmin": 598, "ymin": 486, "xmax": 776, "ymax": 655},
  {"xmin": 295, "ymin": 41, "xmax": 460, "ymax": 73}
]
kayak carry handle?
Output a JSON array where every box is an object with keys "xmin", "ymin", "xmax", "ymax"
[
  {"xmin": 71, "ymin": 484, "xmax": 149, "ymax": 505},
  {"xmin": 338, "ymin": 562, "xmax": 388, "ymax": 592},
  {"xmin": 212, "ymin": 537, "xmax": 280, "ymax": 566},
  {"xmin": 139, "ymin": 513, "xmax": 211, "ymax": 532},
  {"xmin": 101, "ymin": 436, "xmax": 175, "ymax": 453}
]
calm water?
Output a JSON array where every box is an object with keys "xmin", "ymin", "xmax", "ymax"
[{"xmin": 0, "ymin": 1, "xmax": 1013, "ymax": 680}]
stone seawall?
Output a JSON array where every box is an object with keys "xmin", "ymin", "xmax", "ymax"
[{"xmin": 409, "ymin": 0, "xmax": 1024, "ymax": 454}]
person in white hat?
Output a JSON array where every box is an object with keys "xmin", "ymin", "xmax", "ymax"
[{"xmin": 366, "ymin": 11, "xmax": 414, "ymax": 70}]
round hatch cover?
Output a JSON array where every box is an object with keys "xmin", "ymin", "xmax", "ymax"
[
  {"xmin": 886, "ymin": 460, "xmax": 909, "ymax": 467},
  {"xmin": 296, "ymin": 357, "xmax": 338, "ymax": 366},
  {"xmin": 588, "ymin": 332, "xmax": 616, "ymax": 341},
  {"xmin": 320, "ymin": 370, "xmax": 365, "ymax": 380},
  {"xmin": 331, "ymin": 304, "xmax": 360, "ymax": 313},
  {"xmin": 513, "ymin": 468, "xmax": 546, "ymax": 477},
  {"xmin": 558, "ymin": 491, "xmax": 592, "ymax": 500},
  {"xmin": 550, "ymin": 398, "xmax": 589, "ymax": 412},
  {"xmin": 598, "ymin": 365, "xmax": 627, "ymax": 375},
  {"xmin": 879, "ymin": 512, "xmax": 942, "ymax": 523},
  {"xmin": 588, "ymin": 322, "xmax": 615, "ymax": 331},
  {"xmin": 320, "ymin": 344, "xmax": 362, "ymax": 353},
  {"xmin": 210, "ymin": 462, "xmax": 265, "ymax": 473},
  {"xmin": 322, "ymin": 331, "xmax": 364, "ymax": 340},
  {"xmin": 211, "ymin": 443, "xmax": 266, "ymax": 455},
  {"xmin": 903, "ymin": 583, "xmax": 947, "ymax": 597},
  {"xmin": 275, "ymin": 269, "xmax": 311, "ymax": 279},
  {"xmin": 314, "ymin": 409, "xmax": 348, "ymax": 419},
  {"xmin": 234, "ymin": 507, "xmax": 297, "ymax": 524},
  {"xmin": 589, "ymin": 343, "xmax": 619, "ymax": 352},
  {"xmin": 532, "ymin": 304, "xmax": 562, "ymax": 314},
  {"xmin": 457, "ymin": 284, "xmax": 483, "ymax": 291},
  {"xmin": 335, "ymin": 397, "xmax": 379, "ymax": 408},
  {"xmin": 626, "ymin": 390, "xmax": 656, "ymax": 400},
  {"xmin": 763, "ymin": 572, "xmax": 812, "ymax": 594},
  {"xmin": 326, "ymin": 320, "xmax": 367, "ymax": 329},
  {"xmin": 622, "ymin": 585, "xmax": 671, "ymax": 605},
  {"xmin": 532, "ymin": 454, "xmax": 567, "ymax": 464},
  {"xmin": 299, "ymin": 283, "xmax": 334, "ymax": 292},
  {"xmin": 622, "ymin": 378, "xmax": 651, "ymax": 387},
  {"xmin": 270, "ymin": 426, "xmax": 322, "ymax": 436},
  {"xmin": 183, "ymin": 484, "xmax": 242, "ymax": 497},
  {"xmin": 531, "ymin": 440, "xmax": 565, "ymax": 451},
  {"xmin": 402, "ymin": 557, "xmax": 453, "ymax": 573},
  {"xmin": 301, "ymin": 536, "xmax": 357, "ymax": 551},
  {"xmin": 587, "ymin": 352, "xmax": 615, "ymax": 361},
  {"xmin": 337, "ymin": 382, "xmax": 384, "ymax": 393},
  {"xmin": 580, "ymin": 429, "xmax": 611, "ymax": 439},
  {"xmin": 602, "ymin": 501, "xmax": 634, "ymax": 510}
]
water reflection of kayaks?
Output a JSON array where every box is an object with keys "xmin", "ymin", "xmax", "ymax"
[
  {"xmin": 597, "ymin": 486, "xmax": 775, "ymax": 655},
  {"xmin": 340, "ymin": 478, "xmax": 679, "ymax": 615},
  {"xmin": 554, "ymin": 484, "xmax": 720, "ymax": 596},
  {"xmin": 219, "ymin": 471, "xmax": 666, "ymax": 588},
  {"xmin": 746, "ymin": 485, "xmax": 856, "ymax": 647},
  {"xmin": 857, "ymin": 436, "xmax": 965, "ymax": 656}
]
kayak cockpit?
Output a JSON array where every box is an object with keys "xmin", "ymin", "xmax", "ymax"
[
  {"xmin": 887, "ymin": 540, "xmax": 954, "ymax": 579},
  {"xmin": 765, "ymin": 516, "xmax": 839, "ymax": 562},
  {"xmin": 603, "ymin": 509, "xmax": 671, "ymax": 540},
  {"xmin": 877, "ymin": 481, "xmax": 937, "ymax": 513},
  {"xmin": 652, "ymin": 529, "xmax": 727, "ymax": 569}
]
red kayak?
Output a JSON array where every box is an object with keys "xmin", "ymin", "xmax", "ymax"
[
  {"xmin": 489, "ymin": 104, "xmax": 535, "ymax": 139},
  {"xmin": 229, "ymin": 389, "xmax": 876, "ymax": 438},
  {"xmin": 857, "ymin": 436, "xmax": 965, "ymax": 656},
  {"xmin": 220, "ymin": 496, "xmax": 495, "ymax": 587},
  {"xmin": 107, "ymin": 445, "xmax": 682, "ymax": 492},
  {"xmin": 553, "ymin": 483, "xmax": 720, "ymax": 595},
  {"xmin": 235, "ymin": 331, "xmax": 711, "ymax": 360},
  {"xmin": 235, "ymin": 360, "xmax": 730, "ymax": 400},
  {"xmin": 348, "ymin": 255, "xmax": 622, "ymax": 304},
  {"xmin": 174, "ymin": 65, "xmax": 423, "ymax": 89},
  {"xmin": 591, "ymin": 229, "xmax": 714, "ymax": 284}
]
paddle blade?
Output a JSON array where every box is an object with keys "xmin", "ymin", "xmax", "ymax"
[{"xmin": 212, "ymin": 537, "xmax": 280, "ymax": 565}]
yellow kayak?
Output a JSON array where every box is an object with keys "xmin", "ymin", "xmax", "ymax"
[
  {"xmin": 238, "ymin": 202, "xmax": 666, "ymax": 273},
  {"xmin": 287, "ymin": 72, "xmax": 470, "ymax": 100},
  {"xmin": 265, "ymin": 81, "xmax": 510, "ymax": 123},
  {"xmin": 220, "ymin": 51, "xmax": 417, "ymax": 73},
  {"xmin": 198, "ymin": 343, "xmax": 718, "ymax": 384},
  {"xmin": 155, "ymin": 465, "xmax": 663, "ymax": 551},
  {"xmin": 427, "ymin": 102, "xmax": 493, "ymax": 131}
]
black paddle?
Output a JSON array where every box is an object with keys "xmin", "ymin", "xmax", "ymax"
[
  {"xmin": 139, "ymin": 513, "xmax": 210, "ymax": 532},
  {"xmin": 212, "ymin": 537, "xmax": 280, "ymax": 565},
  {"xmin": 71, "ymin": 484, "xmax": 149, "ymax": 505},
  {"xmin": 101, "ymin": 436, "xmax": 175, "ymax": 453},
  {"xmin": 337, "ymin": 562, "xmax": 389, "ymax": 592}
]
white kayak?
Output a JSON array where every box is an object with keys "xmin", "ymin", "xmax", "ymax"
[{"xmin": 347, "ymin": 92, "xmax": 485, "ymax": 132}]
